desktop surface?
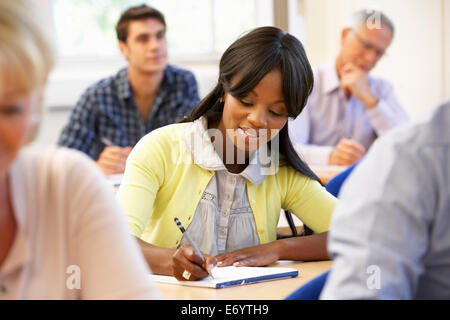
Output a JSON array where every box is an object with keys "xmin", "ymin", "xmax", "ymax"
[{"xmin": 155, "ymin": 260, "xmax": 332, "ymax": 300}]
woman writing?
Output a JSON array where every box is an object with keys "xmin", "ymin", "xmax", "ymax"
[{"xmin": 117, "ymin": 27, "xmax": 337, "ymax": 281}]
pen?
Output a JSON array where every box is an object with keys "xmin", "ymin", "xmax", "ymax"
[
  {"xmin": 174, "ymin": 217, "xmax": 214, "ymax": 279},
  {"xmin": 101, "ymin": 137, "xmax": 114, "ymax": 146}
]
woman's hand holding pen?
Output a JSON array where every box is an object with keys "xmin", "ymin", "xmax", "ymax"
[{"xmin": 171, "ymin": 245, "xmax": 217, "ymax": 281}]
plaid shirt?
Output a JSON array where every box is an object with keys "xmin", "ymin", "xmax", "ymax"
[{"xmin": 58, "ymin": 65, "xmax": 200, "ymax": 160}]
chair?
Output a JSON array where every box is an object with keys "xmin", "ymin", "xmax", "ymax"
[
  {"xmin": 325, "ymin": 162, "xmax": 358, "ymax": 197},
  {"xmin": 284, "ymin": 162, "xmax": 359, "ymax": 299},
  {"xmin": 280, "ymin": 163, "xmax": 357, "ymax": 239},
  {"xmin": 285, "ymin": 270, "xmax": 330, "ymax": 300},
  {"xmin": 277, "ymin": 210, "xmax": 313, "ymax": 239}
]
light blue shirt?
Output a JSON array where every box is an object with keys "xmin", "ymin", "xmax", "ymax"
[
  {"xmin": 288, "ymin": 60, "xmax": 409, "ymax": 165},
  {"xmin": 321, "ymin": 101, "xmax": 450, "ymax": 299},
  {"xmin": 180, "ymin": 117, "xmax": 270, "ymax": 255}
]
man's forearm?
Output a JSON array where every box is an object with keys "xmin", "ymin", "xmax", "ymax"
[{"xmin": 361, "ymin": 90, "xmax": 379, "ymax": 109}]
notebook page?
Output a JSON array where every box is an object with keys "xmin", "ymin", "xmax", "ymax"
[{"xmin": 150, "ymin": 266, "xmax": 298, "ymax": 288}]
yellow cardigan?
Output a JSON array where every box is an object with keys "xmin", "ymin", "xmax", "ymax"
[{"xmin": 116, "ymin": 122, "xmax": 337, "ymax": 248}]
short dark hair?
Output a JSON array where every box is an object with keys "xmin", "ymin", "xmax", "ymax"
[
  {"xmin": 116, "ymin": 4, "xmax": 166, "ymax": 42},
  {"xmin": 182, "ymin": 26, "xmax": 319, "ymax": 182}
]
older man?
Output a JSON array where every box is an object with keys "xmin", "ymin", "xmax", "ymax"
[
  {"xmin": 289, "ymin": 9, "xmax": 408, "ymax": 166},
  {"xmin": 321, "ymin": 99, "xmax": 450, "ymax": 299},
  {"xmin": 58, "ymin": 5, "xmax": 200, "ymax": 174}
]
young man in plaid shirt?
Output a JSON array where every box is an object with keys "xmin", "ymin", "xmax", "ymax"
[{"xmin": 59, "ymin": 5, "xmax": 200, "ymax": 174}]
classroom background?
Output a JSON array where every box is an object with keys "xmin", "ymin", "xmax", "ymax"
[{"xmin": 37, "ymin": 0, "xmax": 450, "ymax": 145}]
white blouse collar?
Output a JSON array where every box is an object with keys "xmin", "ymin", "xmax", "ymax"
[{"xmin": 183, "ymin": 116, "xmax": 280, "ymax": 185}]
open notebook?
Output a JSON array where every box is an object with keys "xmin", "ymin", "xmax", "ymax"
[
  {"xmin": 105, "ymin": 173, "xmax": 123, "ymax": 187},
  {"xmin": 150, "ymin": 266, "xmax": 298, "ymax": 289}
]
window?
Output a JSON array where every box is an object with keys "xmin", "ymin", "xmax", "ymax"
[
  {"xmin": 43, "ymin": 0, "xmax": 273, "ymax": 109},
  {"xmin": 49, "ymin": 0, "xmax": 270, "ymax": 60}
]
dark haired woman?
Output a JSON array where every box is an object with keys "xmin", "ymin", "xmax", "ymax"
[{"xmin": 117, "ymin": 27, "xmax": 337, "ymax": 281}]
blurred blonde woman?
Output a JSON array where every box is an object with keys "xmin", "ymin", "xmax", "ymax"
[{"xmin": 0, "ymin": 0, "xmax": 159, "ymax": 299}]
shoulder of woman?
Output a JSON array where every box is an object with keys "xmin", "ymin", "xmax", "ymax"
[
  {"xmin": 128, "ymin": 122, "xmax": 194, "ymax": 169},
  {"xmin": 15, "ymin": 146, "xmax": 106, "ymax": 196}
]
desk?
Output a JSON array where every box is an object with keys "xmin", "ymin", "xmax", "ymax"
[
  {"xmin": 106, "ymin": 173, "xmax": 123, "ymax": 192},
  {"xmin": 310, "ymin": 165, "xmax": 348, "ymax": 184},
  {"xmin": 155, "ymin": 260, "xmax": 332, "ymax": 300},
  {"xmin": 108, "ymin": 166, "xmax": 350, "ymax": 189}
]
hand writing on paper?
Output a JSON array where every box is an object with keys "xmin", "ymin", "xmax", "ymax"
[
  {"xmin": 171, "ymin": 245, "xmax": 217, "ymax": 281},
  {"xmin": 215, "ymin": 242, "xmax": 280, "ymax": 268},
  {"xmin": 340, "ymin": 63, "xmax": 378, "ymax": 109},
  {"xmin": 96, "ymin": 146, "xmax": 132, "ymax": 174},
  {"xmin": 329, "ymin": 138, "xmax": 365, "ymax": 166}
]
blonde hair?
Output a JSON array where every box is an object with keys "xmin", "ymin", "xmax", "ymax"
[
  {"xmin": 0, "ymin": 0, "xmax": 55, "ymax": 95},
  {"xmin": 0, "ymin": 0, "xmax": 56, "ymax": 142}
]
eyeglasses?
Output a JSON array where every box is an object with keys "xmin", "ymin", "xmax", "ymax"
[{"xmin": 350, "ymin": 29, "xmax": 387, "ymax": 58}]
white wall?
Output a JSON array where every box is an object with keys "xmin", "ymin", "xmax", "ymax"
[
  {"xmin": 297, "ymin": 0, "xmax": 449, "ymax": 119},
  {"xmin": 445, "ymin": 0, "xmax": 450, "ymax": 98}
]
